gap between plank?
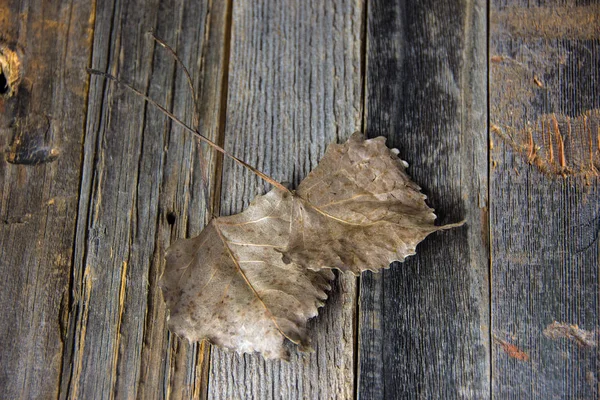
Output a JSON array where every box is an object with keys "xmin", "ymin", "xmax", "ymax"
[
  {"xmin": 355, "ymin": 0, "xmax": 370, "ymax": 399},
  {"xmin": 202, "ymin": 0, "xmax": 235, "ymax": 397},
  {"xmin": 486, "ymin": 0, "xmax": 493, "ymax": 398},
  {"xmin": 209, "ymin": 0, "xmax": 234, "ymax": 220}
]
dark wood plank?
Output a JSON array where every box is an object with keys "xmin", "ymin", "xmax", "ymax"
[
  {"xmin": 58, "ymin": 0, "xmax": 229, "ymax": 398},
  {"xmin": 207, "ymin": 1, "xmax": 365, "ymax": 398},
  {"xmin": 490, "ymin": 2, "xmax": 600, "ymax": 398},
  {"xmin": 358, "ymin": 0, "xmax": 490, "ymax": 398},
  {"xmin": 0, "ymin": 1, "xmax": 95, "ymax": 398}
]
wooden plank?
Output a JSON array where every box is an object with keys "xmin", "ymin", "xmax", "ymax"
[
  {"xmin": 207, "ymin": 1, "xmax": 365, "ymax": 398},
  {"xmin": 490, "ymin": 2, "xmax": 600, "ymax": 398},
  {"xmin": 0, "ymin": 1, "xmax": 95, "ymax": 398},
  {"xmin": 58, "ymin": 0, "xmax": 229, "ymax": 398},
  {"xmin": 358, "ymin": 0, "xmax": 490, "ymax": 398}
]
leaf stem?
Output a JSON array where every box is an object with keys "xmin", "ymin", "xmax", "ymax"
[
  {"xmin": 87, "ymin": 69, "xmax": 290, "ymax": 193},
  {"xmin": 147, "ymin": 32, "xmax": 200, "ymax": 131}
]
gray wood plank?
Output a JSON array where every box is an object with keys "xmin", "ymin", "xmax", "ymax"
[
  {"xmin": 59, "ymin": 0, "xmax": 228, "ymax": 398},
  {"xmin": 0, "ymin": 1, "xmax": 95, "ymax": 398},
  {"xmin": 358, "ymin": 0, "xmax": 490, "ymax": 398},
  {"xmin": 490, "ymin": 2, "xmax": 600, "ymax": 398},
  {"xmin": 208, "ymin": 1, "xmax": 365, "ymax": 399}
]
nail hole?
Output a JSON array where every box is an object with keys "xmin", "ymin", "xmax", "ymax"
[{"xmin": 166, "ymin": 212, "xmax": 176, "ymax": 225}]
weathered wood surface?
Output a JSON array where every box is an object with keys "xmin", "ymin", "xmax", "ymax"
[
  {"xmin": 58, "ymin": 0, "xmax": 230, "ymax": 398},
  {"xmin": 1, "ymin": 0, "xmax": 599, "ymax": 398},
  {"xmin": 358, "ymin": 0, "xmax": 490, "ymax": 398},
  {"xmin": 0, "ymin": 1, "xmax": 95, "ymax": 398},
  {"xmin": 490, "ymin": 1, "xmax": 600, "ymax": 399}
]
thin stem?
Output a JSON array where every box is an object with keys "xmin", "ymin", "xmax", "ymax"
[
  {"xmin": 148, "ymin": 32, "xmax": 200, "ymax": 130},
  {"xmin": 88, "ymin": 69, "xmax": 290, "ymax": 193}
]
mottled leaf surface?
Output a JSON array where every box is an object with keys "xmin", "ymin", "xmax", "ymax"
[
  {"xmin": 160, "ymin": 133, "xmax": 462, "ymax": 359},
  {"xmin": 161, "ymin": 194, "xmax": 335, "ymax": 359},
  {"xmin": 287, "ymin": 132, "xmax": 462, "ymax": 273}
]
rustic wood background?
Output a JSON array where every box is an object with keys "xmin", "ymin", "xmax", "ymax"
[{"xmin": 0, "ymin": 0, "xmax": 598, "ymax": 398}]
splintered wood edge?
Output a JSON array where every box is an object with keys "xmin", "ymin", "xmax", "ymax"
[{"xmin": 0, "ymin": 41, "xmax": 22, "ymax": 98}]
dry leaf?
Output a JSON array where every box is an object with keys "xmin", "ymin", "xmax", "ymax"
[
  {"xmin": 161, "ymin": 194, "xmax": 334, "ymax": 360},
  {"xmin": 285, "ymin": 132, "xmax": 462, "ymax": 273},
  {"xmin": 160, "ymin": 132, "xmax": 462, "ymax": 359}
]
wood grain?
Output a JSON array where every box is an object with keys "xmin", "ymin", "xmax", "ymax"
[
  {"xmin": 358, "ymin": 0, "xmax": 491, "ymax": 398},
  {"xmin": 490, "ymin": 1, "xmax": 600, "ymax": 398},
  {"xmin": 0, "ymin": 1, "xmax": 94, "ymax": 398},
  {"xmin": 2, "ymin": 0, "xmax": 597, "ymax": 397},
  {"xmin": 208, "ymin": 1, "xmax": 365, "ymax": 398},
  {"xmin": 57, "ymin": 0, "xmax": 228, "ymax": 398}
]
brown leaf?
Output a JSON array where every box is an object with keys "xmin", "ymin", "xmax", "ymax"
[
  {"xmin": 161, "ymin": 201, "xmax": 335, "ymax": 359},
  {"xmin": 160, "ymin": 132, "xmax": 462, "ymax": 359},
  {"xmin": 286, "ymin": 132, "xmax": 462, "ymax": 273}
]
